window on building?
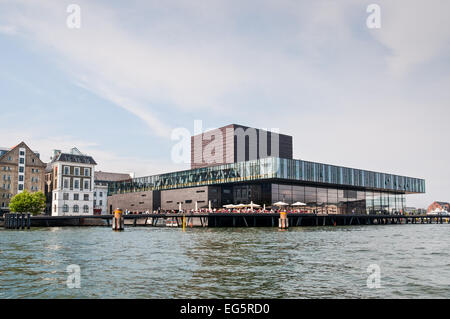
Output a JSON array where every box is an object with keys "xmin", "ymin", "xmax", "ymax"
[
  {"xmin": 19, "ymin": 175, "xmax": 24, "ymax": 182},
  {"xmin": 74, "ymin": 193, "xmax": 79, "ymax": 200},
  {"xmin": 19, "ymin": 151, "xmax": 25, "ymax": 156},
  {"xmin": 73, "ymin": 205, "xmax": 79, "ymax": 213},
  {"xmin": 63, "ymin": 204, "xmax": 69, "ymax": 213},
  {"xmin": 94, "ymin": 200, "xmax": 96, "ymax": 206},
  {"xmin": 99, "ymin": 200, "xmax": 102, "ymax": 206},
  {"xmin": 74, "ymin": 167, "xmax": 80, "ymax": 176},
  {"xmin": 84, "ymin": 180, "xmax": 90, "ymax": 190},
  {"xmin": 18, "ymin": 184, "xmax": 23, "ymax": 191},
  {"xmin": 83, "ymin": 205, "xmax": 89, "ymax": 213},
  {"xmin": 84, "ymin": 168, "xmax": 90, "ymax": 176},
  {"xmin": 64, "ymin": 166, "xmax": 70, "ymax": 175},
  {"xmin": 19, "ymin": 158, "xmax": 24, "ymax": 164},
  {"xmin": 94, "ymin": 192, "xmax": 97, "ymax": 197},
  {"xmin": 84, "ymin": 194, "xmax": 89, "ymax": 201},
  {"xmin": 54, "ymin": 205, "xmax": 56, "ymax": 212},
  {"xmin": 100, "ymin": 192, "xmax": 103, "ymax": 197},
  {"xmin": 74, "ymin": 180, "xmax": 80, "ymax": 189},
  {"xmin": 19, "ymin": 167, "xmax": 24, "ymax": 173},
  {"xmin": 63, "ymin": 193, "xmax": 69, "ymax": 200},
  {"xmin": 63, "ymin": 178, "xmax": 69, "ymax": 189}
]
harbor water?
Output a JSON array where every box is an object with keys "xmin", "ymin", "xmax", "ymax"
[{"xmin": 0, "ymin": 224, "xmax": 449, "ymax": 298}]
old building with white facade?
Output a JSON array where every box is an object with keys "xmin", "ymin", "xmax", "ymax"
[
  {"xmin": 50, "ymin": 148, "xmax": 97, "ymax": 216},
  {"xmin": 94, "ymin": 171, "xmax": 132, "ymax": 215}
]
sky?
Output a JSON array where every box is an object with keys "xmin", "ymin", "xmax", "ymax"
[{"xmin": 0, "ymin": 0, "xmax": 449, "ymax": 208}]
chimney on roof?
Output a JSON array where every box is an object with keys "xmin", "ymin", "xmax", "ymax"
[
  {"xmin": 70, "ymin": 147, "xmax": 83, "ymax": 155},
  {"xmin": 50, "ymin": 149, "xmax": 61, "ymax": 161}
]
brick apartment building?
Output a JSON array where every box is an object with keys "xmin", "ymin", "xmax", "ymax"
[
  {"xmin": 0, "ymin": 142, "xmax": 46, "ymax": 213},
  {"xmin": 427, "ymin": 201, "xmax": 450, "ymax": 214}
]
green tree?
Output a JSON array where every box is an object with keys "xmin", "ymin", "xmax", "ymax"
[{"xmin": 9, "ymin": 190, "xmax": 45, "ymax": 216}]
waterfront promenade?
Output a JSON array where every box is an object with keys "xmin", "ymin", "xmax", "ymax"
[{"xmin": 1, "ymin": 212, "xmax": 448, "ymax": 228}]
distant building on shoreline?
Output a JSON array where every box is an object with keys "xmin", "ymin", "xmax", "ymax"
[
  {"xmin": 404, "ymin": 207, "xmax": 427, "ymax": 215},
  {"xmin": 0, "ymin": 142, "xmax": 46, "ymax": 214},
  {"xmin": 94, "ymin": 171, "xmax": 132, "ymax": 215},
  {"xmin": 49, "ymin": 148, "xmax": 97, "ymax": 216},
  {"xmin": 427, "ymin": 201, "xmax": 450, "ymax": 214}
]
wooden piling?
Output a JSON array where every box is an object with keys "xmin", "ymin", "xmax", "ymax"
[
  {"xmin": 112, "ymin": 208, "xmax": 124, "ymax": 231},
  {"xmin": 279, "ymin": 211, "xmax": 288, "ymax": 230}
]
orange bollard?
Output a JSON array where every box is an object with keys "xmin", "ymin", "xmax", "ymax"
[
  {"xmin": 113, "ymin": 208, "xmax": 124, "ymax": 231},
  {"xmin": 279, "ymin": 211, "xmax": 288, "ymax": 230}
]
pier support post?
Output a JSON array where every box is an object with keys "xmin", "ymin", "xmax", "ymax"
[
  {"xmin": 112, "ymin": 208, "xmax": 124, "ymax": 231},
  {"xmin": 243, "ymin": 216, "xmax": 248, "ymax": 227},
  {"xmin": 27, "ymin": 213, "xmax": 31, "ymax": 229},
  {"xmin": 279, "ymin": 211, "xmax": 288, "ymax": 230}
]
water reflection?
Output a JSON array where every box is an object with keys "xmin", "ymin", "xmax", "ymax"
[{"xmin": 0, "ymin": 225, "xmax": 449, "ymax": 298}]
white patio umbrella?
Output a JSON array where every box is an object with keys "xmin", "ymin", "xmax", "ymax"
[
  {"xmin": 291, "ymin": 202, "xmax": 307, "ymax": 206},
  {"xmin": 223, "ymin": 204, "xmax": 235, "ymax": 209},
  {"xmin": 249, "ymin": 201, "xmax": 261, "ymax": 210},
  {"xmin": 273, "ymin": 201, "xmax": 289, "ymax": 207},
  {"xmin": 235, "ymin": 203, "xmax": 246, "ymax": 209}
]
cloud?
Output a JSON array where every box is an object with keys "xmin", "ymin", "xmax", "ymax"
[
  {"xmin": 0, "ymin": 24, "xmax": 16, "ymax": 35},
  {"xmin": 0, "ymin": 127, "xmax": 187, "ymax": 176},
  {"xmin": 0, "ymin": 0, "xmax": 252, "ymax": 136},
  {"xmin": 370, "ymin": 0, "xmax": 450, "ymax": 75},
  {"xmin": 1, "ymin": 0, "xmax": 450, "ymax": 208}
]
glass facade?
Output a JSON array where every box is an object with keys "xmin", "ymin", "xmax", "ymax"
[
  {"xmin": 271, "ymin": 183, "xmax": 405, "ymax": 214},
  {"xmin": 109, "ymin": 157, "xmax": 425, "ymax": 195}
]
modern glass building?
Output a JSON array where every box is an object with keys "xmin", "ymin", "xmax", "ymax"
[{"xmin": 108, "ymin": 125, "xmax": 425, "ymax": 215}]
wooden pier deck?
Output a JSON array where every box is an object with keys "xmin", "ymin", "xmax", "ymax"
[{"xmin": 1, "ymin": 213, "xmax": 449, "ymax": 228}]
